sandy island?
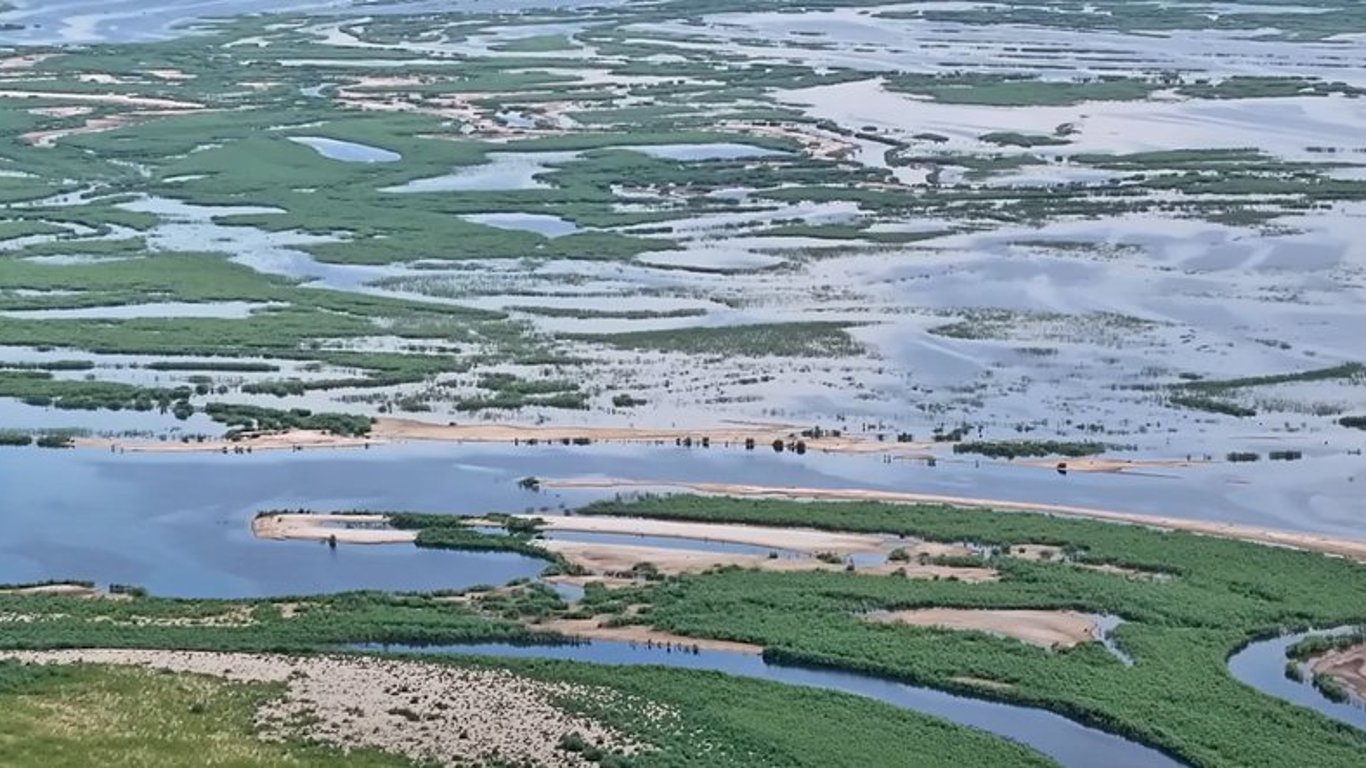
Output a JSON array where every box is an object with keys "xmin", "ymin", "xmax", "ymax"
[
  {"xmin": 518, "ymin": 514, "xmax": 893, "ymax": 554},
  {"xmin": 543, "ymin": 479, "xmax": 1366, "ymax": 563},
  {"xmin": 75, "ymin": 429, "xmax": 385, "ymax": 454},
  {"xmin": 253, "ymin": 512, "xmax": 995, "ymax": 580},
  {"xmin": 865, "ymin": 609, "xmax": 1101, "ymax": 649},
  {"xmin": 1310, "ymin": 644, "xmax": 1366, "ymax": 702},
  {"xmin": 0, "ymin": 649, "xmax": 642, "ymax": 767},
  {"xmin": 1017, "ymin": 457, "xmax": 1203, "ymax": 474},
  {"xmin": 251, "ymin": 514, "xmax": 415, "ymax": 545}
]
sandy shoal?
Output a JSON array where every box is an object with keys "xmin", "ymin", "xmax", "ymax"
[
  {"xmin": 74, "ymin": 429, "xmax": 384, "ymax": 454},
  {"xmin": 544, "ymin": 479, "xmax": 1366, "ymax": 563},
  {"xmin": 538, "ymin": 617, "xmax": 763, "ymax": 654},
  {"xmin": 0, "ymin": 649, "xmax": 641, "ymax": 767},
  {"xmin": 538, "ymin": 540, "xmax": 994, "ymax": 581},
  {"xmin": 527, "ymin": 514, "xmax": 889, "ymax": 554},
  {"xmin": 1018, "ymin": 457, "xmax": 1201, "ymax": 474},
  {"xmin": 1310, "ymin": 644, "xmax": 1366, "ymax": 702},
  {"xmin": 866, "ymin": 609, "xmax": 1099, "ymax": 649},
  {"xmin": 251, "ymin": 514, "xmax": 415, "ymax": 545}
]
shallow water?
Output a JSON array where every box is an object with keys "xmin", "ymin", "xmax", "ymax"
[
  {"xmin": 359, "ymin": 639, "xmax": 1184, "ymax": 768},
  {"xmin": 383, "ymin": 151, "xmax": 580, "ymax": 193},
  {"xmin": 625, "ymin": 143, "xmax": 787, "ymax": 161},
  {"xmin": 462, "ymin": 212, "xmax": 580, "ymax": 237},
  {"xmin": 1227, "ymin": 628, "xmax": 1366, "ymax": 730},
  {"xmin": 288, "ymin": 136, "xmax": 400, "ymax": 163}
]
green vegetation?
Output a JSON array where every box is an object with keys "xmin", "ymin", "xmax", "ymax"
[
  {"xmin": 952, "ymin": 441, "xmax": 1108, "ymax": 459},
  {"xmin": 572, "ymin": 494, "xmax": 1366, "ymax": 768},
  {"xmin": 1179, "ymin": 364, "xmax": 1365, "ymax": 395},
  {"xmin": 204, "ymin": 404, "xmax": 373, "ymax": 437},
  {"xmin": 574, "ymin": 323, "xmax": 864, "ymax": 357},
  {"xmin": 1169, "ymin": 395, "xmax": 1257, "ymax": 419},
  {"xmin": 386, "ymin": 512, "xmax": 562, "ymax": 564},
  {"xmin": 0, "ymin": 664, "xmax": 405, "ymax": 767},
  {"xmin": 979, "ymin": 132, "xmax": 1070, "ymax": 149}
]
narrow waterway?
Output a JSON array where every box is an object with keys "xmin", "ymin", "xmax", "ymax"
[
  {"xmin": 356, "ymin": 640, "xmax": 1186, "ymax": 768},
  {"xmin": 1227, "ymin": 628, "xmax": 1366, "ymax": 731}
]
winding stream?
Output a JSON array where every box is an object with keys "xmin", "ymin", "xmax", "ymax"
[
  {"xmin": 1227, "ymin": 629, "xmax": 1366, "ymax": 730},
  {"xmin": 357, "ymin": 640, "xmax": 1185, "ymax": 768}
]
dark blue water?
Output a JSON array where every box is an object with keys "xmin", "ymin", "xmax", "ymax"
[
  {"xmin": 1227, "ymin": 629, "xmax": 1366, "ymax": 730},
  {"xmin": 355, "ymin": 640, "xmax": 1185, "ymax": 768}
]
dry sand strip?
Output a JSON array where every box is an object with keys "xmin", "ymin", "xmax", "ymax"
[
  {"xmin": 74, "ymin": 429, "xmax": 385, "ymax": 454},
  {"xmin": 523, "ymin": 514, "xmax": 891, "ymax": 554},
  {"xmin": 865, "ymin": 609, "xmax": 1100, "ymax": 650},
  {"xmin": 1, "ymin": 649, "xmax": 646, "ymax": 768},
  {"xmin": 544, "ymin": 479, "xmax": 1366, "ymax": 563},
  {"xmin": 1310, "ymin": 645, "xmax": 1366, "ymax": 702},
  {"xmin": 536, "ymin": 540, "xmax": 997, "ymax": 582},
  {"xmin": 251, "ymin": 514, "xmax": 416, "ymax": 545},
  {"xmin": 1016, "ymin": 457, "xmax": 1202, "ymax": 474}
]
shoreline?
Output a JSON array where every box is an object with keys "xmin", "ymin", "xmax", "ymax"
[
  {"xmin": 544, "ymin": 478, "xmax": 1366, "ymax": 563},
  {"xmin": 251, "ymin": 513, "xmax": 416, "ymax": 545}
]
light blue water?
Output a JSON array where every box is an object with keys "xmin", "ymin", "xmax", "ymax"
[{"xmin": 289, "ymin": 137, "xmax": 400, "ymax": 163}]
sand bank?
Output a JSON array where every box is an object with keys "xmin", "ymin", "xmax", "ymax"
[
  {"xmin": 545, "ymin": 479, "xmax": 1366, "ymax": 563},
  {"xmin": 1310, "ymin": 644, "xmax": 1366, "ymax": 702},
  {"xmin": 527, "ymin": 514, "xmax": 890, "ymax": 554},
  {"xmin": 866, "ymin": 609, "xmax": 1100, "ymax": 649},
  {"xmin": 1, "ymin": 649, "xmax": 642, "ymax": 767},
  {"xmin": 74, "ymin": 429, "xmax": 384, "ymax": 454},
  {"xmin": 538, "ymin": 540, "xmax": 994, "ymax": 582},
  {"xmin": 1017, "ymin": 457, "xmax": 1201, "ymax": 474},
  {"xmin": 251, "ymin": 513, "xmax": 416, "ymax": 545}
]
